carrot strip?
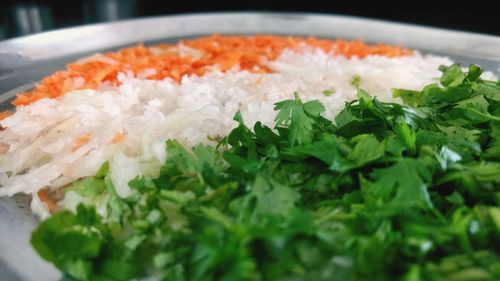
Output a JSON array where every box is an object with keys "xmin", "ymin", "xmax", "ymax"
[
  {"xmin": 37, "ymin": 190, "xmax": 56, "ymax": 213},
  {"xmin": 110, "ymin": 132, "xmax": 126, "ymax": 144},
  {"xmin": 0, "ymin": 111, "xmax": 13, "ymax": 121},
  {"xmin": 71, "ymin": 133, "xmax": 92, "ymax": 152}
]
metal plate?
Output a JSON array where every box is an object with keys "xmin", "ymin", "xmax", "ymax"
[{"xmin": 1, "ymin": 12, "xmax": 500, "ymax": 281}]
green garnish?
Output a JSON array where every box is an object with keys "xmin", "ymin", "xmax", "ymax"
[
  {"xmin": 351, "ymin": 74, "xmax": 361, "ymax": 88},
  {"xmin": 31, "ymin": 64, "xmax": 500, "ymax": 281},
  {"xmin": 322, "ymin": 89, "xmax": 335, "ymax": 96}
]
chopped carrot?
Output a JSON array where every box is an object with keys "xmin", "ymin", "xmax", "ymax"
[
  {"xmin": 110, "ymin": 132, "xmax": 126, "ymax": 144},
  {"xmin": 12, "ymin": 35, "xmax": 413, "ymax": 107},
  {"xmin": 71, "ymin": 133, "xmax": 92, "ymax": 152},
  {"xmin": 37, "ymin": 190, "xmax": 56, "ymax": 213},
  {"xmin": 0, "ymin": 111, "xmax": 13, "ymax": 121}
]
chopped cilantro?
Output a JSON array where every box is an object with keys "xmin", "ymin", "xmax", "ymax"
[
  {"xmin": 322, "ymin": 89, "xmax": 335, "ymax": 96},
  {"xmin": 351, "ymin": 74, "xmax": 361, "ymax": 88}
]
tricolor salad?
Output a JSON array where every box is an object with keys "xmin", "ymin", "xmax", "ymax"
[{"xmin": 0, "ymin": 35, "xmax": 498, "ymax": 281}]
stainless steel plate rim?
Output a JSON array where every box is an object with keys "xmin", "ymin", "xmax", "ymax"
[{"xmin": 2, "ymin": 12, "xmax": 500, "ymax": 62}]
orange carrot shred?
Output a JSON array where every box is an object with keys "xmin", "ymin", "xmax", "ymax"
[
  {"xmin": 71, "ymin": 133, "xmax": 92, "ymax": 152},
  {"xmin": 110, "ymin": 132, "xmax": 126, "ymax": 144},
  {"xmin": 0, "ymin": 111, "xmax": 13, "ymax": 121},
  {"xmin": 38, "ymin": 190, "xmax": 56, "ymax": 213}
]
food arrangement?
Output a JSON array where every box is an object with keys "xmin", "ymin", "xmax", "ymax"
[{"xmin": 0, "ymin": 35, "xmax": 499, "ymax": 281}]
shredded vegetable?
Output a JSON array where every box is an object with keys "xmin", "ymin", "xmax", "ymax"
[{"xmin": 12, "ymin": 35, "xmax": 412, "ymax": 107}]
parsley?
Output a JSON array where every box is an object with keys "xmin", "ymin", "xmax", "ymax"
[
  {"xmin": 32, "ymin": 64, "xmax": 500, "ymax": 281},
  {"xmin": 322, "ymin": 89, "xmax": 335, "ymax": 96},
  {"xmin": 351, "ymin": 74, "xmax": 361, "ymax": 88}
]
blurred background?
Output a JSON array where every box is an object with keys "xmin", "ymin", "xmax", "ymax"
[{"xmin": 1, "ymin": 0, "xmax": 499, "ymax": 40}]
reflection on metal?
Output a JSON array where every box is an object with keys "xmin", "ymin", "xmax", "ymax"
[
  {"xmin": 83, "ymin": 0, "xmax": 137, "ymax": 22},
  {"xmin": 2, "ymin": 0, "xmax": 137, "ymax": 39},
  {"xmin": 8, "ymin": 4, "xmax": 53, "ymax": 37}
]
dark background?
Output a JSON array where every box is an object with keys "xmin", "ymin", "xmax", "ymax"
[{"xmin": 1, "ymin": 0, "xmax": 499, "ymax": 40}]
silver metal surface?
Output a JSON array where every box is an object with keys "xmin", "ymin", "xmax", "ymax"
[{"xmin": 0, "ymin": 12, "xmax": 500, "ymax": 281}]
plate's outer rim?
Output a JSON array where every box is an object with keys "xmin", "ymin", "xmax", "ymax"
[
  {"xmin": 1, "ymin": 12, "xmax": 500, "ymax": 281},
  {"xmin": 2, "ymin": 12, "xmax": 500, "ymax": 62}
]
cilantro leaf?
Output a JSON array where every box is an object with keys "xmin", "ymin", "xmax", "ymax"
[
  {"xmin": 274, "ymin": 93, "xmax": 325, "ymax": 145},
  {"xmin": 363, "ymin": 158, "xmax": 435, "ymax": 210}
]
